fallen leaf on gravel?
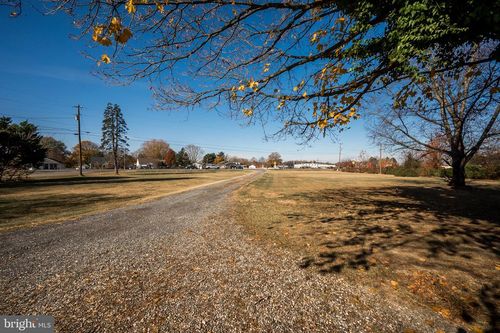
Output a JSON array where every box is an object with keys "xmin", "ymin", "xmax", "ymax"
[
  {"xmin": 471, "ymin": 325, "xmax": 484, "ymax": 333},
  {"xmin": 390, "ymin": 280, "xmax": 398, "ymax": 288},
  {"xmin": 432, "ymin": 307, "xmax": 450, "ymax": 318}
]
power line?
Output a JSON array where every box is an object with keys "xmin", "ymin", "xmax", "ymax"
[
  {"xmin": 0, "ymin": 113, "xmax": 74, "ymax": 120},
  {"xmin": 6, "ymin": 113, "xmax": 339, "ymax": 158}
]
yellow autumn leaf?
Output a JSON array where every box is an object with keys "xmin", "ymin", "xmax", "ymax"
[
  {"xmin": 101, "ymin": 54, "xmax": 111, "ymax": 64},
  {"xmin": 432, "ymin": 306, "xmax": 451, "ymax": 318},
  {"xmin": 237, "ymin": 84, "xmax": 245, "ymax": 91},
  {"xmin": 92, "ymin": 25, "xmax": 104, "ymax": 41},
  {"xmin": 248, "ymin": 79, "xmax": 259, "ymax": 90},
  {"xmin": 310, "ymin": 32, "xmax": 318, "ymax": 43},
  {"xmin": 117, "ymin": 28, "xmax": 133, "ymax": 44},
  {"xmin": 111, "ymin": 17, "xmax": 121, "ymax": 29},
  {"xmin": 318, "ymin": 119, "xmax": 328, "ymax": 129},
  {"xmin": 157, "ymin": 3, "xmax": 164, "ymax": 13},
  {"xmin": 335, "ymin": 17, "xmax": 345, "ymax": 24},
  {"xmin": 302, "ymin": 91, "xmax": 308, "ymax": 98},
  {"xmin": 98, "ymin": 36, "xmax": 112, "ymax": 46},
  {"xmin": 125, "ymin": 0, "xmax": 136, "ymax": 14},
  {"xmin": 242, "ymin": 108, "xmax": 253, "ymax": 116}
]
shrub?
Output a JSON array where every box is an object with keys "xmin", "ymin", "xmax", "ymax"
[{"xmin": 0, "ymin": 117, "xmax": 46, "ymax": 182}]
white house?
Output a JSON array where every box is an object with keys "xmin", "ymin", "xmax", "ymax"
[
  {"xmin": 249, "ymin": 165, "xmax": 256, "ymax": 169},
  {"xmin": 294, "ymin": 162, "xmax": 336, "ymax": 169},
  {"xmin": 40, "ymin": 158, "xmax": 65, "ymax": 170}
]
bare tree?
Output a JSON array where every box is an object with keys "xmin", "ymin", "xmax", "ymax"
[
  {"xmin": 369, "ymin": 49, "xmax": 499, "ymax": 187},
  {"xmin": 184, "ymin": 144, "xmax": 204, "ymax": 164},
  {"xmin": 138, "ymin": 139, "xmax": 170, "ymax": 162},
  {"xmin": 267, "ymin": 152, "xmax": 282, "ymax": 167}
]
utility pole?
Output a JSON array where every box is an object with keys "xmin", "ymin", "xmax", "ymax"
[
  {"xmin": 338, "ymin": 142, "xmax": 342, "ymax": 171},
  {"xmin": 74, "ymin": 105, "xmax": 83, "ymax": 176},
  {"xmin": 379, "ymin": 144, "xmax": 383, "ymax": 174}
]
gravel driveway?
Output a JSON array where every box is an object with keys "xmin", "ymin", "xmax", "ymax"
[{"xmin": 1, "ymin": 171, "xmax": 459, "ymax": 332}]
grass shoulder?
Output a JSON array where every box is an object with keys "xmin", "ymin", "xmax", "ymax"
[
  {"xmin": 0, "ymin": 169, "xmax": 249, "ymax": 232},
  {"xmin": 233, "ymin": 170, "xmax": 500, "ymax": 332}
]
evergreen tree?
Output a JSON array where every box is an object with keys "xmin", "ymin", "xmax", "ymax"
[
  {"xmin": 0, "ymin": 117, "xmax": 46, "ymax": 182},
  {"xmin": 101, "ymin": 103, "xmax": 129, "ymax": 175},
  {"xmin": 175, "ymin": 148, "xmax": 190, "ymax": 167},
  {"xmin": 202, "ymin": 153, "xmax": 216, "ymax": 164}
]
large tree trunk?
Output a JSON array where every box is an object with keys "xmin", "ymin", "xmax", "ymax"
[
  {"xmin": 449, "ymin": 154, "xmax": 466, "ymax": 188},
  {"xmin": 114, "ymin": 149, "xmax": 119, "ymax": 175}
]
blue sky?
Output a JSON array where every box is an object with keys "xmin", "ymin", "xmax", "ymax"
[{"xmin": 0, "ymin": 5, "xmax": 381, "ymax": 162}]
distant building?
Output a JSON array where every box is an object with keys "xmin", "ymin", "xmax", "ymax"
[
  {"xmin": 293, "ymin": 162, "xmax": 336, "ymax": 169},
  {"xmin": 40, "ymin": 158, "xmax": 65, "ymax": 170},
  {"xmin": 249, "ymin": 165, "xmax": 256, "ymax": 169},
  {"xmin": 136, "ymin": 158, "xmax": 156, "ymax": 169}
]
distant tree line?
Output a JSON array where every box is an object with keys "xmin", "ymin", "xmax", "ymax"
[
  {"xmin": 1, "ymin": 102, "xmax": 311, "ymax": 179},
  {"xmin": 337, "ymin": 146, "xmax": 500, "ymax": 180}
]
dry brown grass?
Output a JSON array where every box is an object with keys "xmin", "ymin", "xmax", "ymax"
[
  {"xmin": 0, "ymin": 169, "xmax": 248, "ymax": 232},
  {"xmin": 234, "ymin": 170, "xmax": 500, "ymax": 332}
]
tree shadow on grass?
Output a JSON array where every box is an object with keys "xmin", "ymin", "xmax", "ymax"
[
  {"xmin": 290, "ymin": 185, "xmax": 499, "ymax": 271},
  {"xmin": 0, "ymin": 176, "xmax": 195, "ymax": 188},
  {"xmin": 0, "ymin": 193, "xmax": 143, "ymax": 225},
  {"xmin": 288, "ymin": 185, "xmax": 499, "ymax": 330}
]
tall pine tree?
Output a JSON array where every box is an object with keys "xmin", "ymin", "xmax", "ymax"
[{"xmin": 101, "ymin": 103, "xmax": 129, "ymax": 175}]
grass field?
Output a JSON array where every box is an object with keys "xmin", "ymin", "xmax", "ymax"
[
  {"xmin": 234, "ymin": 170, "xmax": 500, "ymax": 332},
  {"xmin": 0, "ymin": 169, "xmax": 248, "ymax": 232}
]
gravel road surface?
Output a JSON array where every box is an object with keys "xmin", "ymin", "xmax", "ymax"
[{"xmin": 1, "ymin": 171, "xmax": 460, "ymax": 332}]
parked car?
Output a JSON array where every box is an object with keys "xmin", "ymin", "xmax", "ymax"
[
  {"xmin": 226, "ymin": 162, "xmax": 243, "ymax": 169},
  {"xmin": 204, "ymin": 164, "xmax": 220, "ymax": 169}
]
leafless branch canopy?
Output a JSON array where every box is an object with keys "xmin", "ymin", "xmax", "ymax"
[
  {"xmin": 369, "ymin": 46, "xmax": 499, "ymax": 165},
  {"xmin": 3, "ymin": 1, "xmax": 498, "ymax": 142}
]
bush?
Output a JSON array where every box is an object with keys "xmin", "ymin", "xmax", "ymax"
[
  {"xmin": 0, "ymin": 117, "xmax": 46, "ymax": 182},
  {"xmin": 387, "ymin": 167, "xmax": 420, "ymax": 177},
  {"xmin": 439, "ymin": 165, "xmax": 500, "ymax": 180},
  {"xmin": 464, "ymin": 164, "xmax": 500, "ymax": 180}
]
